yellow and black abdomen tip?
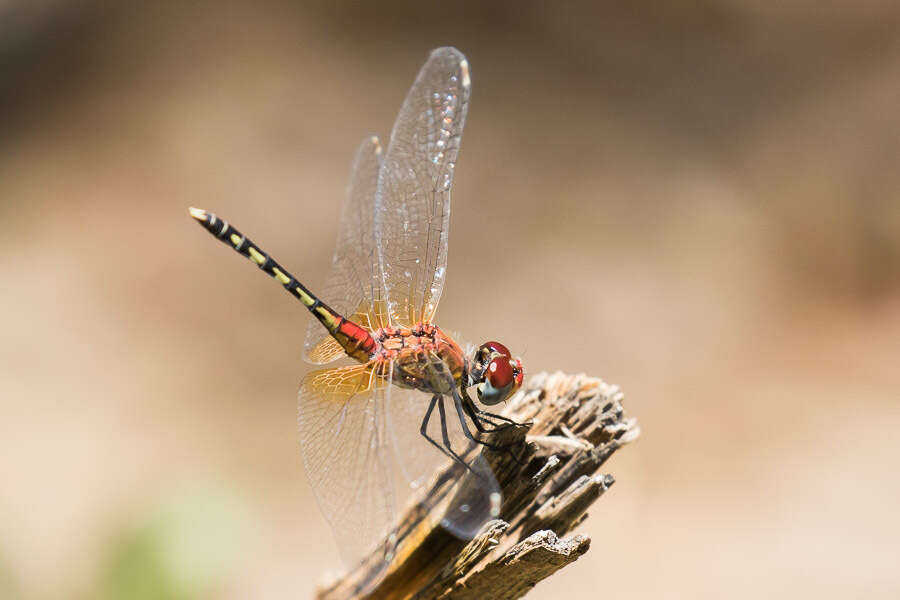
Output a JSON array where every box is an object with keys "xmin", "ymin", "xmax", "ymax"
[
  {"xmin": 188, "ymin": 207, "xmax": 359, "ymax": 349},
  {"xmin": 189, "ymin": 207, "xmax": 232, "ymax": 241},
  {"xmin": 189, "ymin": 206, "xmax": 314, "ymax": 304}
]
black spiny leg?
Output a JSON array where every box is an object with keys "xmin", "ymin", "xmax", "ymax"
[
  {"xmin": 452, "ymin": 390, "xmax": 524, "ymax": 465},
  {"xmin": 420, "ymin": 394, "xmax": 477, "ymax": 478},
  {"xmin": 453, "ymin": 393, "xmax": 522, "ymax": 464},
  {"xmin": 436, "ymin": 395, "xmax": 483, "ymax": 479},
  {"xmin": 458, "ymin": 389, "xmax": 518, "ymax": 433},
  {"xmin": 476, "ymin": 409, "xmax": 522, "ymax": 427}
]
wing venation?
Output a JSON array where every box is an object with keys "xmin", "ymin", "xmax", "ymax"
[
  {"xmin": 376, "ymin": 47, "xmax": 471, "ymax": 327},
  {"xmin": 298, "ymin": 361, "xmax": 396, "ymax": 569}
]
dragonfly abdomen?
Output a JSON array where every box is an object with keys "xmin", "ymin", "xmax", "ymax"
[
  {"xmin": 332, "ymin": 318, "xmax": 376, "ymax": 363},
  {"xmin": 190, "ymin": 208, "xmax": 375, "ymax": 362}
]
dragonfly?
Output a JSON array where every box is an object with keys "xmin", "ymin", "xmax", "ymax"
[{"xmin": 189, "ymin": 47, "xmax": 523, "ymax": 576}]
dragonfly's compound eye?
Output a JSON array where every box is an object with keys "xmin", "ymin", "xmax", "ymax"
[
  {"xmin": 479, "ymin": 341, "xmax": 511, "ymax": 359},
  {"xmin": 512, "ymin": 357, "xmax": 524, "ymax": 389},
  {"xmin": 474, "ymin": 340, "xmax": 511, "ymax": 376},
  {"xmin": 487, "ymin": 356, "xmax": 514, "ymax": 389},
  {"xmin": 476, "ymin": 356, "xmax": 521, "ymax": 405}
]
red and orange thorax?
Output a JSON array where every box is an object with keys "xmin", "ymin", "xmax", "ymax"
[{"xmin": 373, "ymin": 323, "xmax": 466, "ymax": 394}]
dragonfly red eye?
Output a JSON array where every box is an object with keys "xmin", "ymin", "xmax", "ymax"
[
  {"xmin": 480, "ymin": 341, "xmax": 511, "ymax": 359},
  {"xmin": 513, "ymin": 357, "xmax": 524, "ymax": 388},
  {"xmin": 486, "ymin": 357, "xmax": 514, "ymax": 389}
]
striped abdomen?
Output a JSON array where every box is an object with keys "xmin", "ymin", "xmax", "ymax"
[{"xmin": 189, "ymin": 208, "xmax": 375, "ymax": 363}]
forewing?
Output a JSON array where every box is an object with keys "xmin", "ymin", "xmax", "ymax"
[
  {"xmin": 304, "ymin": 137, "xmax": 386, "ymax": 364},
  {"xmin": 377, "ymin": 47, "xmax": 471, "ymax": 327},
  {"xmin": 297, "ymin": 361, "xmax": 396, "ymax": 568}
]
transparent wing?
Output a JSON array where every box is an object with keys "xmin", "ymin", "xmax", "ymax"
[
  {"xmin": 376, "ymin": 47, "xmax": 471, "ymax": 327},
  {"xmin": 297, "ymin": 361, "xmax": 396, "ymax": 569},
  {"xmin": 386, "ymin": 386, "xmax": 451, "ymax": 489},
  {"xmin": 386, "ymin": 352, "xmax": 500, "ymax": 540},
  {"xmin": 304, "ymin": 137, "xmax": 387, "ymax": 364}
]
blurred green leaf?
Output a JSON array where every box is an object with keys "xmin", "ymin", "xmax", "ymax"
[{"xmin": 93, "ymin": 483, "xmax": 249, "ymax": 600}]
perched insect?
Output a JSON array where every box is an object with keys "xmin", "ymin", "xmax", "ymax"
[{"xmin": 190, "ymin": 47, "xmax": 523, "ymax": 577}]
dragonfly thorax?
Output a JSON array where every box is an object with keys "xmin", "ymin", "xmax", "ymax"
[{"xmin": 373, "ymin": 323, "xmax": 466, "ymax": 394}]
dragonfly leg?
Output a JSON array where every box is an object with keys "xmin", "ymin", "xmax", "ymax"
[
  {"xmin": 452, "ymin": 390, "xmax": 524, "ymax": 465},
  {"xmin": 475, "ymin": 409, "xmax": 523, "ymax": 427},
  {"xmin": 460, "ymin": 389, "xmax": 521, "ymax": 433},
  {"xmin": 420, "ymin": 394, "xmax": 478, "ymax": 478}
]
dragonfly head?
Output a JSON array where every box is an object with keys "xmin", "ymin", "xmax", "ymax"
[{"xmin": 471, "ymin": 341, "xmax": 524, "ymax": 406}]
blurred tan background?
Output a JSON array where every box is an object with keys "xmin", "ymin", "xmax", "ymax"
[{"xmin": 1, "ymin": 1, "xmax": 899, "ymax": 598}]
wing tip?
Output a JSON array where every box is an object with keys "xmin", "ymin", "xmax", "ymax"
[{"xmin": 430, "ymin": 47, "xmax": 470, "ymax": 88}]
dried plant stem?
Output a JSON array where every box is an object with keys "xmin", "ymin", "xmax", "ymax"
[{"xmin": 317, "ymin": 371, "xmax": 640, "ymax": 600}]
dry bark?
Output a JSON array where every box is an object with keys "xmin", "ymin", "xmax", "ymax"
[{"xmin": 316, "ymin": 371, "xmax": 640, "ymax": 600}]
